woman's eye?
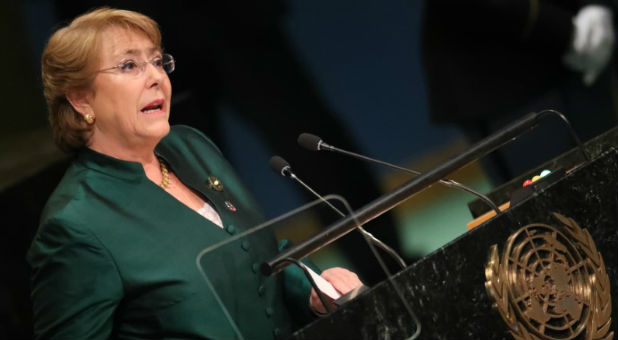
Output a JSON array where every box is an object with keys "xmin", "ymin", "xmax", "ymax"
[
  {"xmin": 152, "ymin": 57, "xmax": 164, "ymax": 68},
  {"xmin": 119, "ymin": 61, "xmax": 138, "ymax": 72}
]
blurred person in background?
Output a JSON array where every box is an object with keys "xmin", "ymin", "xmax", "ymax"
[{"xmin": 422, "ymin": 0, "xmax": 617, "ymax": 186}]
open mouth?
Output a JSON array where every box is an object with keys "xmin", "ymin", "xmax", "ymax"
[{"xmin": 141, "ymin": 99, "xmax": 164, "ymax": 114}]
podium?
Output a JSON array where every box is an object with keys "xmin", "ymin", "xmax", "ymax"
[{"xmin": 290, "ymin": 127, "xmax": 618, "ymax": 339}]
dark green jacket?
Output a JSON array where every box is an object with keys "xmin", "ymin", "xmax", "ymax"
[{"xmin": 27, "ymin": 125, "xmax": 314, "ymax": 339}]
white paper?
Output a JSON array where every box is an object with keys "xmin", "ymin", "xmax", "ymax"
[{"xmin": 305, "ymin": 266, "xmax": 342, "ymax": 299}]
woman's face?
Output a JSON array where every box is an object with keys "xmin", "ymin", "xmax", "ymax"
[{"xmin": 81, "ymin": 26, "xmax": 172, "ymax": 155}]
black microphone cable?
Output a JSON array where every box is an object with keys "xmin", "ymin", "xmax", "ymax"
[
  {"xmin": 536, "ymin": 109, "xmax": 590, "ymax": 162},
  {"xmin": 297, "ymin": 133, "xmax": 503, "ymax": 215},
  {"xmin": 269, "ymin": 156, "xmax": 407, "ymax": 269}
]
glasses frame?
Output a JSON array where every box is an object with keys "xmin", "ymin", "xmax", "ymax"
[{"xmin": 97, "ymin": 53, "xmax": 175, "ymax": 77}]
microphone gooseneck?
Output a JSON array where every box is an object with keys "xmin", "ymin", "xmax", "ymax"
[
  {"xmin": 268, "ymin": 155, "xmax": 407, "ymax": 269},
  {"xmin": 269, "ymin": 154, "xmax": 420, "ymax": 337},
  {"xmin": 298, "ymin": 133, "xmax": 502, "ymax": 215}
]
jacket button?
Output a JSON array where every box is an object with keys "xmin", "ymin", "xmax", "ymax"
[
  {"xmin": 273, "ymin": 328, "xmax": 282, "ymax": 338},
  {"xmin": 265, "ymin": 307, "xmax": 274, "ymax": 317},
  {"xmin": 225, "ymin": 224, "xmax": 236, "ymax": 235},
  {"xmin": 252, "ymin": 263, "xmax": 260, "ymax": 273},
  {"xmin": 241, "ymin": 240, "xmax": 250, "ymax": 251},
  {"xmin": 258, "ymin": 285, "xmax": 265, "ymax": 296}
]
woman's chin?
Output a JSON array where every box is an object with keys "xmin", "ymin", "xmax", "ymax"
[
  {"xmin": 141, "ymin": 120, "xmax": 171, "ymax": 141},
  {"xmin": 153, "ymin": 121, "xmax": 171, "ymax": 137}
]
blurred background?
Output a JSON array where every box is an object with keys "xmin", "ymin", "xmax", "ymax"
[{"xmin": 2, "ymin": 0, "xmax": 616, "ymax": 337}]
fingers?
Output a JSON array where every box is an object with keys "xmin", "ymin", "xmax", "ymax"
[
  {"xmin": 309, "ymin": 288, "xmax": 334, "ymax": 315},
  {"xmin": 307, "ymin": 267, "xmax": 364, "ymax": 316},
  {"xmin": 320, "ymin": 267, "xmax": 363, "ymax": 295}
]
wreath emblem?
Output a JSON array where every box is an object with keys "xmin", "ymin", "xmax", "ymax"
[{"xmin": 484, "ymin": 213, "xmax": 612, "ymax": 339}]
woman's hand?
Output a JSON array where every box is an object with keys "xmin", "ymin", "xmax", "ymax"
[{"xmin": 309, "ymin": 267, "xmax": 363, "ymax": 315}]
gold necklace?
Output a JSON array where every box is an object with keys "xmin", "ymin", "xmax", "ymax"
[{"xmin": 158, "ymin": 157, "xmax": 170, "ymax": 189}]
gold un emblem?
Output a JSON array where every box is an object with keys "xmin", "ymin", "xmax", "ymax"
[{"xmin": 485, "ymin": 213, "xmax": 613, "ymax": 339}]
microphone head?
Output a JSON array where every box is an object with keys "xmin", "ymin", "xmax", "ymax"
[
  {"xmin": 269, "ymin": 155, "xmax": 292, "ymax": 177},
  {"xmin": 297, "ymin": 133, "xmax": 323, "ymax": 151}
]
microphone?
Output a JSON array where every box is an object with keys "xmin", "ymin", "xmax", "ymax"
[
  {"xmin": 269, "ymin": 156, "xmax": 293, "ymax": 177},
  {"xmin": 264, "ymin": 110, "xmax": 577, "ymax": 276},
  {"xmin": 268, "ymin": 155, "xmax": 407, "ymax": 269},
  {"xmin": 298, "ymin": 133, "xmax": 502, "ymax": 215}
]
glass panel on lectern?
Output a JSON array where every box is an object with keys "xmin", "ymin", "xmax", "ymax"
[{"xmin": 195, "ymin": 194, "xmax": 421, "ymax": 339}]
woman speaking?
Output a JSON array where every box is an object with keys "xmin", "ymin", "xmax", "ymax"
[{"xmin": 27, "ymin": 7, "xmax": 361, "ymax": 339}]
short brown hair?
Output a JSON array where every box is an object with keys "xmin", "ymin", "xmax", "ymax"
[{"xmin": 42, "ymin": 7, "xmax": 162, "ymax": 152}]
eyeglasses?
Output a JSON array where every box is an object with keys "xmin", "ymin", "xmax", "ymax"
[{"xmin": 97, "ymin": 53, "xmax": 175, "ymax": 77}]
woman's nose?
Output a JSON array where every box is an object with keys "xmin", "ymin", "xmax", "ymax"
[{"xmin": 144, "ymin": 62, "xmax": 164, "ymax": 87}]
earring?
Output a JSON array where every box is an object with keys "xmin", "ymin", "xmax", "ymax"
[{"xmin": 84, "ymin": 113, "xmax": 95, "ymax": 125}]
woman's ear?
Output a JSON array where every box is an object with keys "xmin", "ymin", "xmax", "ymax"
[{"xmin": 65, "ymin": 90, "xmax": 93, "ymax": 119}]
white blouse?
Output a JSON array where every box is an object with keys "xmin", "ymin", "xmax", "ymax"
[{"xmin": 196, "ymin": 202, "xmax": 223, "ymax": 228}]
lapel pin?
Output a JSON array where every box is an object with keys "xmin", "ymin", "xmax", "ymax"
[
  {"xmin": 208, "ymin": 176, "xmax": 224, "ymax": 192},
  {"xmin": 224, "ymin": 201, "xmax": 237, "ymax": 212}
]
